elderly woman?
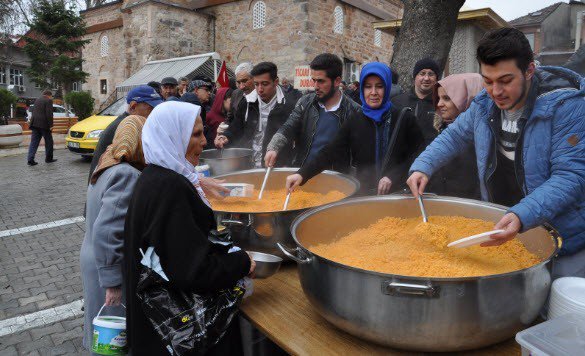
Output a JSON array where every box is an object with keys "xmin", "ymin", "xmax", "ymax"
[
  {"xmin": 286, "ymin": 62, "xmax": 422, "ymax": 195},
  {"xmin": 80, "ymin": 115, "xmax": 147, "ymax": 351},
  {"xmin": 123, "ymin": 101, "xmax": 254, "ymax": 355},
  {"xmin": 424, "ymin": 73, "xmax": 484, "ymax": 199}
]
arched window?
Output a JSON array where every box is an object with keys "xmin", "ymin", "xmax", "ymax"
[
  {"xmin": 374, "ymin": 29, "xmax": 382, "ymax": 47},
  {"xmin": 253, "ymin": 1, "xmax": 266, "ymax": 29},
  {"xmin": 100, "ymin": 35, "xmax": 109, "ymax": 57},
  {"xmin": 333, "ymin": 6, "xmax": 344, "ymax": 34}
]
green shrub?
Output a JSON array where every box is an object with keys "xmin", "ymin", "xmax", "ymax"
[
  {"xmin": 64, "ymin": 91, "xmax": 94, "ymax": 120},
  {"xmin": 0, "ymin": 89, "xmax": 18, "ymax": 118}
]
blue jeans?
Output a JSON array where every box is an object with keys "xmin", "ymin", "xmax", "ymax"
[{"xmin": 27, "ymin": 127, "xmax": 53, "ymax": 162}]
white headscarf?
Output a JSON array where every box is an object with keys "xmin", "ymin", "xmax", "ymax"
[{"xmin": 142, "ymin": 101, "xmax": 210, "ymax": 206}]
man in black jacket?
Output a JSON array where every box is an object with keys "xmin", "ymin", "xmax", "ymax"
[
  {"xmin": 215, "ymin": 62, "xmax": 299, "ymax": 167},
  {"xmin": 27, "ymin": 90, "xmax": 56, "ymax": 166},
  {"xmin": 88, "ymin": 86, "xmax": 163, "ymax": 180},
  {"xmin": 391, "ymin": 58, "xmax": 440, "ymax": 147},
  {"xmin": 264, "ymin": 53, "xmax": 362, "ymax": 172}
]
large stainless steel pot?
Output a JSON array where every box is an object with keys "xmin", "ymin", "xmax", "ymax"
[
  {"xmin": 212, "ymin": 168, "xmax": 359, "ymax": 257},
  {"xmin": 279, "ymin": 195, "xmax": 560, "ymax": 352},
  {"xmin": 200, "ymin": 148, "xmax": 254, "ymax": 176}
]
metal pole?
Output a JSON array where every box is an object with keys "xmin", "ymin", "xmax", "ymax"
[
  {"xmin": 214, "ymin": 59, "xmax": 218, "ymax": 82},
  {"xmin": 576, "ymin": 11, "xmax": 584, "ymax": 51}
]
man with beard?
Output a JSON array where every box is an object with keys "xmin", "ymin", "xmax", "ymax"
[
  {"xmin": 392, "ymin": 58, "xmax": 440, "ymax": 147},
  {"xmin": 408, "ymin": 28, "xmax": 585, "ymax": 279},
  {"xmin": 264, "ymin": 53, "xmax": 361, "ymax": 171}
]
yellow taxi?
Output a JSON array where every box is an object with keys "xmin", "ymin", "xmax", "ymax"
[{"xmin": 65, "ymin": 98, "xmax": 126, "ymax": 158}]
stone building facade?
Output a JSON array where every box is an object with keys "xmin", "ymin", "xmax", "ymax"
[{"xmin": 81, "ymin": 0, "xmax": 401, "ymax": 107}]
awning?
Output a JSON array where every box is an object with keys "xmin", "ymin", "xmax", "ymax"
[{"xmin": 116, "ymin": 52, "xmax": 227, "ymax": 93}]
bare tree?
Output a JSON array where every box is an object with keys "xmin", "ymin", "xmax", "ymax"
[{"xmin": 390, "ymin": 0, "xmax": 465, "ymax": 90}]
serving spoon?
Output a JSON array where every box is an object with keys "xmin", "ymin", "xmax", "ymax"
[
  {"xmin": 417, "ymin": 195, "xmax": 429, "ymax": 223},
  {"xmin": 447, "ymin": 230, "xmax": 506, "ymax": 248},
  {"xmin": 283, "ymin": 191, "xmax": 291, "ymax": 210},
  {"xmin": 258, "ymin": 167, "xmax": 272, "ymax": 200}
]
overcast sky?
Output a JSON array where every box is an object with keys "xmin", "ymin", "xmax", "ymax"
[{"xmin": 464, "ymin": 0, "xmax": 571, "ymax": 21}]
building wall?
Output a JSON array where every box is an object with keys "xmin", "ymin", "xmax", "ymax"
[
  {"xmin": 446, "ymin": 22, "xmax": 483, "ymax": 75},
  {"xmin": 82, "ymin": 26, "xmax": 125, "ymax": 104},
  {"xmin": 0, "ymin": 46, "xmax": 44, "ymax": 100},
  {"xmin": 516, "ymin": 25, "xmax": 542, "ymax": 55},
  {"xmin": 306, "ymin": 0, "xmax": 398, "ymax": 78},
  {"xmin": 207, "ymin": 0, "xmax": 310, "ymax": 81},
  {"xmin": 542, "ymin": 4, "xmax": 571, "ymax": 51},
  {"xmin": 568, "ymin": 3, "xmax": 585, "ymax": 45}
]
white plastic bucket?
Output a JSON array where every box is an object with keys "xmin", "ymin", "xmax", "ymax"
[{"xmin": 92, "ymin": 304, "xmax": 127, "ymax": 355}]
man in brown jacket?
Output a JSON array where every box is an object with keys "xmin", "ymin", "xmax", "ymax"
[{"xmin": 27, "ymin": 90, "xmax": 56, "ymax": 166}]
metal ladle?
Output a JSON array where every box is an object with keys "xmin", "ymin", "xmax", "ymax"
[
  {"xmin": 258, "ymin": 167, "xmax": 272, "ymax": 200},
  {"xmin": 417, "ymin": 195, "xmax": 429, "ymax": 223}
]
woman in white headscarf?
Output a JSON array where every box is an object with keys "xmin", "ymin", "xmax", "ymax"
[{"xmin": 123, "ymin": 101, "xmax": 255, "ymax": 355}]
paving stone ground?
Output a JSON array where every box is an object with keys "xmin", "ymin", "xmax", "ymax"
[{"xmin": 0, "ymin": 150, "xmax": 90, "ymax": 354}]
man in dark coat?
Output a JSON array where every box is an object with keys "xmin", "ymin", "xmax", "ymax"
[
  {"xmin": 391, "ymin": 58, "xmax": 440, "ymax": 148},
  {"xmin": 27, "ymin": 90, "xmax": 56, "ymax": 166},
  {"xmin": 88, "ymin": 86, "xmax": 163, "ymax": 181},
  {"xmin": 215, "ymin": 62, "xmax": 300, "ymax": 167},
  {"xmin": 265, "ymin": 53, "xmax": 362, "ymax": 172}
]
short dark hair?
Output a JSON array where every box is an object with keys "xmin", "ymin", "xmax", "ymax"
[
  {"xmin": 250, "ymin": 62, "xmax": 278, "ymax": 80},
  {"xmin": 310, "ymin": 53, "xmax": 343, "ymax": 80},
  {"xmin": 42, "ymin": 90, "xmax": 53, "ymax": 96},
  {"xmin": 476, "ymin": 27, "xmax": 534, "ymax": 72}
]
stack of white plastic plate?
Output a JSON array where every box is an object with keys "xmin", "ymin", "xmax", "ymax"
[{"xmin": 548, "ymin": 277, "xmax": 585, "ymax": 320}]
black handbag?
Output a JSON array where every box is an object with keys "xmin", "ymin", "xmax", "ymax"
[{"xmin": 136, "ymin": 264, "xmax": 245, "ymax": 355}]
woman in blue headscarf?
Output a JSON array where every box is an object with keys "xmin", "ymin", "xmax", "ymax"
[{"xmin": 286, "ymin": 62, "xmax": 423, "ymax": 195}]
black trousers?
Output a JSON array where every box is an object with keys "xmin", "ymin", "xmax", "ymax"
[{"xmin": 27, "ymin": 127, "xmax": 53, "ymax": 162}]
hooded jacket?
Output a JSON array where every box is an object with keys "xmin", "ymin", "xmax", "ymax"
[{"xmin": 410, "ymin": 66, "xmax": 585, "ymax": 255}]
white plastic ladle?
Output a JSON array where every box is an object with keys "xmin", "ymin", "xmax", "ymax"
[{"xmin": 447, "ymin": 229, "xmax": 506, "ymax": 248}]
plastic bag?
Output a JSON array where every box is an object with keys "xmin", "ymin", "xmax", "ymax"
[{"xmin": 136, "ymin": 265, "xmax": 245, "ymax": 355}]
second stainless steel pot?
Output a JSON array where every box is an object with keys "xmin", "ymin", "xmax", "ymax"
[
  {"xmin": 280, "ymin": 195, "xmax": 560, "ymax": 351},
  {"xmin": 200, "ymin": 148, "xmax": 254, "ymax": 176},
  {"xmin": 212, "ymin": 168, "xmax": 360, "ymax": 257}
]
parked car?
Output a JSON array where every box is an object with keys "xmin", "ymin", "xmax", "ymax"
[
  {"xmin": 65, "ymin": 97, "xmax": 126, "ymax": 158},
  {"xmin": 26, "ymin": 104, "xmax": 75, "ymax": 121}
]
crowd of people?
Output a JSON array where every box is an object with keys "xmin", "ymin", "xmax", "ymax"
[{"xmin": 79, "ymin": 27, "xmax": 584, "ymax": 354}]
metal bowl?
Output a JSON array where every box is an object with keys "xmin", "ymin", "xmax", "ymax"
[
  {"xmin": 200, "ymin": 148, "xmax": 254, "ymax": 176},
  {"xmin": 248, "ymin": 251, "xmax": 283, "ymax": 279}
]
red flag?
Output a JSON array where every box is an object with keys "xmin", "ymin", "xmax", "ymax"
[{"xmin": 217, "ymin": 61, "xmax": 229, "ymax": 88}]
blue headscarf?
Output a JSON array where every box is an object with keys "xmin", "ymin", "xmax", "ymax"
[{"xmin": 359, "ymin": 62, "xmax": 392, "ymax": 123}]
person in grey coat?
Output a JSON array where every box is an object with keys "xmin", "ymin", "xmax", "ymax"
[{"xmin": 80, "ymin": 115, "xmax": 147, "ymax": 351}]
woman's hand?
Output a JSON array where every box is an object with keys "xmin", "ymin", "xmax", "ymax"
[
  {"xmin": 406, "ymin": 171, "xmax": 429, "ymax": 198},
  {"xmin": 105, "ymin": 287, "xmax": 122, "ymax": 306},
  {"xmin": 377, "ymin": 177, "xmax": 392, "ymax": 195},
  {"xmin": 199, "ymin": 177, "xmax": 230, "ymax": 199},
  {"xmin": 481, "ymin": 213, "xmax": 522, "ymax": 247},
  {"xmin": 285, "ymin": 174, "xmax": 303, "ymax": 192},
  {"xmin": 246, "ymin": 252, "xmax": 256, "ymax": 278}
]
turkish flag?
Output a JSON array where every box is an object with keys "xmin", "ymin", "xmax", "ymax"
[{"xmin": 217, "ymin": 61, "xmax": 229, "ymax": 88}]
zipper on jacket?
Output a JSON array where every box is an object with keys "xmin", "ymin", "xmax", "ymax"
[{"xmin": 514, "ymin": 118, "xmax": 528, "ymax": 196}]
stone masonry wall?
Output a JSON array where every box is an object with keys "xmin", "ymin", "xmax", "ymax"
[
  {"xmin": 306, "ymin": 0, "xmax": 399, "ymax": 69},
  {"xmin": 122, "ymin": 2, "xmax": 212, "ymax": 77},
  {"xmin": 207, "ymin": 0, "xmax": 310, "ymax": 81}
]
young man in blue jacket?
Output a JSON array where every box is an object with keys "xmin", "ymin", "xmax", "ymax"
[{"xmin": 407, "ymin": 28, "xmax": 585, "ymax": 279}]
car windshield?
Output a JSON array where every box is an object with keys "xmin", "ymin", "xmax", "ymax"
[{"xmin": 98, "ymin": 98, "xmax": 127, "ymax": 116}]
